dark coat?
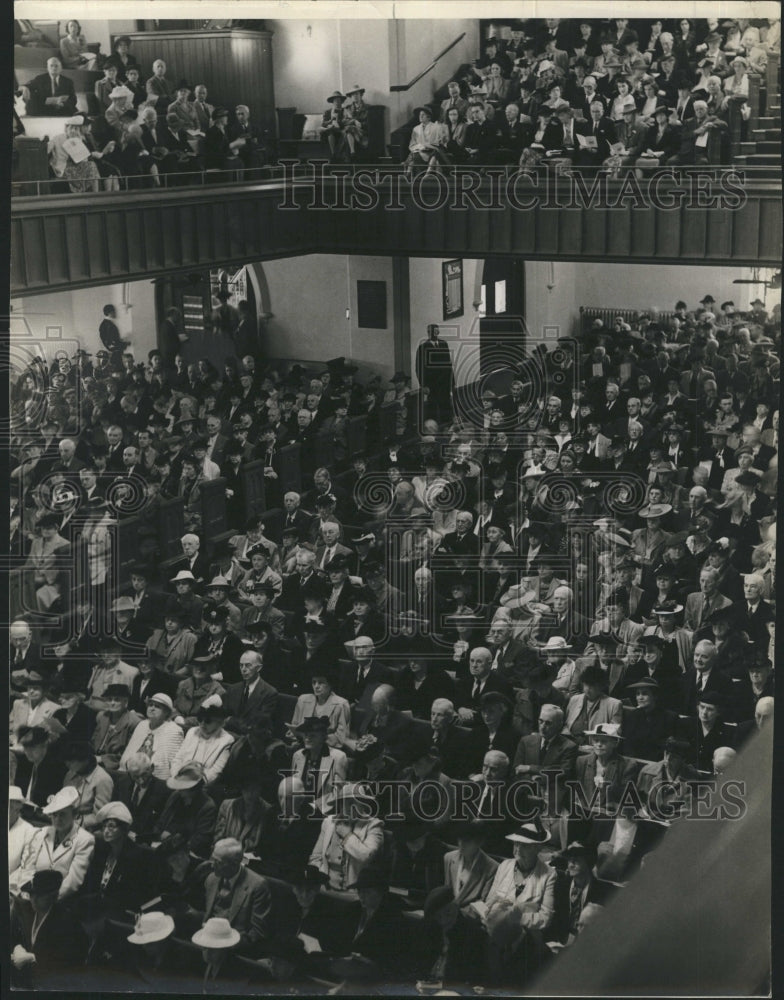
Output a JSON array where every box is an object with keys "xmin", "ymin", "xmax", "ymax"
[
  {"xmin": 114, "ymin": 772, "xmax": 171, "ymax": 843},
  {"xmin": 621, "ymin": 707, "xmax": 677, "ymax": 762},
  {"xmin": 222, "ymin": 676, "xmax": 279, "ymax": 735},
  {"xmin": 11, "ymin": 896, "xmax": 88, "ymax": 989},
  {"xmin": 14, "ymin": 748, "xmax": 66, "ymax": 808},
  {"xmin": 81, "ymin": 838, "xmax": 161, "ymax": 916},
  {"xmin": 26, "ymin": 71, "xmax": 77, "ymax": 116}
]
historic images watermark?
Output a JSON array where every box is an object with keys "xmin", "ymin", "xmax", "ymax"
[{"xmin": 278, "ymin": 162, "xmax": 748, "ymax": 212}]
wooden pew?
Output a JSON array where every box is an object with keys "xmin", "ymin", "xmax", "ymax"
[
  {"xmin": 242, "ymin": 460, "xmax": 267, "ymax": 520},
  {"xmin": 277, "ymin": 442, "xmax": 302, "ymax": 495},
  {"xmin": 347, "ymin": 415, "xmax": 367, "ymax": 457},
  {"xmin": 157, "ymin": 497, "xmax": 186, "ymax": 574},
  {"xmin": 198, "ymin": 476, "xmax": 233, "ymax": 554}
]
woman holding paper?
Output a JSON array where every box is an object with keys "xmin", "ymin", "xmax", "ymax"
[
  {"xmin": 49, "ymin": 119, "xmax": 101, "ymax": 193},
  {"xmin": 59, "ymin": 20, "xmax": 98, "ymax": 70}
]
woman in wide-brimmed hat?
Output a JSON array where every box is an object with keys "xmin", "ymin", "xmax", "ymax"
[
  {"xmin": 320, "ymin": 90, "xmax": 359, "ymax": 163},
  {"xmin": 291, "ymin": 715, "xmax": 348, "ymax": 814},
  {"xmin": 289, "ymin": 665, "xmax": 351, "ymax": 749}
]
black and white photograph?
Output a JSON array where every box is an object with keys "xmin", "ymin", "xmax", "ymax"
[{"xmin": 7, "ymin": 2, "xmax": 780, "ymax": 996}]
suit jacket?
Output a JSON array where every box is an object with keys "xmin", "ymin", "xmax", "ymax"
[
  {"xmin": 13, "ymin": 823, "xmax": 95, "ymax": 898},
  {"xmin": 513, "ymin": 732, "xmax": 578, "ymax": 809},
  {"xmin": 82, "ymin": 838, "xmax": 159, "ymax": 915},
  {"xmin": 358, "ymin": 709, "xmax": 414, "ymax": 761},
  {"xmin": 484, "ymin": 857, "xmax": 558, "ymax": 931},
  {"xmin": 338, "ymin": 658, "xmax": 390, "ymax": 710},
  {"xmin": 10, "ymin": 897, "xmax": 88, "ymax": 988},
  {"xmin": 564, "ymin": 693, "xmax": 624, "ymax": 737},
  {"xmin": 443, "ymin": 848, "xmax": 498, "ymax": 908},
  {"xmin": 309, "ymin": 815, "xmax": 385, "ymax": 886},
  {"xmin": 575, "ymin": 116, "xmax": 618, "ymax": 160},
  {"xmin": 621, "ymin": 707, "xmax": 677, "ymax": 762},
  {"xmin": 454, "ymin": 671, "xmax": 514, "ymax": 720},
  {"xmin": 466, "ymin": 720, "xmax": 519, "ymax": 773},
  {"xmin": 683, "ymin": 591, "xmax": 733, "ymax": 631},
  {"xmin": 26, "ymin": 71, "xmax": 77, "ymax": 116},
  {"xmin": 114, "ymin": 772, "xmax": 171, "ymax": 842},
  {"xmin": 128, "ymin": 668, "xmax": 177, "ymax": 715},
  {"xmin": 203, "ymin": 866, "xmax": 273, "ymax": 952},
  {"xmin": 438, "ymin": 530, "xmax": 481, "ymax": 557},
  {"xmin": 291, "ymin": 746, "xmax": 348, "ymax": 814},
  {"xmin": 489, "ymin": 638, "xmax": 538, "ymax": 686},
  {"xmin": 222, "ymin": 677, "xmax": 278, "ymax": 735},
  {"xmin": 14, "ymin": 748, "xmax": 66, "ymax": 809},
  {"xmin": 433, "ymin": 724, "xmax": 474, "ymax": 780},
  {"xmin": 574, "ymin": 752, "xmax": 641, "ymax": 814},
  {"xmin": 680, "ymin": 667, "xmax": 736, "ymax": 718}
]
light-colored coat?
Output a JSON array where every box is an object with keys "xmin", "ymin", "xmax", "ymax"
[
  {"xmin": 309, "ymin": 814, "xmax": 385, "ymax": 886},
  {"xmin": 291, "ymin": 746, "xmax": 348, "ymax": 814},
  {"xmin": 484, "ymin": 856, "xmax": 558, "ymax": 931},
  {"xmin": 443, "ymin": 848, "xmax": 498, "ymax": 908},
  {"xmin": 564, "ymin": 693, "xmax": 624, "ymax": 735},
  {"xmin": 12, "ymin": 823, "xmax": 95, "ymax": 898}
]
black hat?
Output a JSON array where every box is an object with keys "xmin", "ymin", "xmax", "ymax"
[
  {"xmin": 351, "ymin": 585, "xmax": 377, "ymax": 606},
  {"xmin": 22, "ymin": 869, "xmax": 64, "ymax": 896},
  {"xmin": 176, "ymin": 79, "xmax": 191, "ymax": 91},
  {"xmin": 62, "ymin": 739, "xmax": 95, "ymax": 762},
  {"xmin": 245, "ymin": 618, "xmax": 273, "ymax": 635},
  {"xmin": 203, "ymin": 604, "xmax": 230, "ymax": 624},
  {"xmin": 479, "ymin": 690, "xmax": 513, "ymax": 712},
  {"xmin": 590, "ymin": 631, "xmax": 617, "ymax": 647},
  {"xmin": 17, "ymin": 725, "xmax": 50, "ymax": 747},
  {"xmin": 314, "ymin": 492, "xmax": 337, "ymax": 508},
  {"xmin": 302, "ymin": 619, "xmax": 328, "ymax": 635},
  {"xmin": 580, "ymin": 664, "xmax": 608, "ymax": 687},
  {"xmin": 325, "ymin": 554, "xmax": 350, "ymax": 572},
  {"xmin": 662, "ymin": 737, "xmax": 691, "ymax": 756},
  {"xmin": 196, "ymin": 698, "xmax": 227, "ymax": 722},
  {"xmin": 424, "ymin": 886, "xmax": 455, "ymax": 920},
  {"xmin": 696, "ymin": 689, "xmax": 725, "ymax": 708},
  {"xmin": 247, "ymin": 579, "xmax": 277, "ymax": 598},
  {"xmin": 291, "ymin": 715, "xmax": 330, "ymax": 736},
  {"xmin": 211, "ymin": 106, "xmax": 230, "ymax": 120},
  {"xmin": 103, "ymin": 683, "xmax": 131, "ymax": 700}
]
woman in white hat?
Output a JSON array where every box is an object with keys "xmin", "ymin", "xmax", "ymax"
[
  {"xmin": 168, "ymin": 696, "xmax": 234, "ymax": 784},
  {"xmin": 80, "ymin": 801, "xmax": 154, "ymax": 920},
  {"xmin": 48, "ymin": 117, "xmax": 102, "ymax": 193},
  {"xmin": 118, "ymin": 692, "xmax": 184, "ymax": 779},
  {"xmin": 11, "ymin": 785, "xmax": 95, "ymax": 898},
  {"xmin": 482, "ymin": 819, "xmax": 555, "ymax": 928},
  {"xmin": 319, "ymin": 90, "xmax": 357, "ymax": 163}
]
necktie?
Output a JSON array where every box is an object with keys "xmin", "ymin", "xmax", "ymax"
[
  {"xmin": 131, "ymin": 783, "xmax": 141, "ymax": 808},
  {"xmin": 240, "ymin": 684, "xmax": 250, "ymax": 710},
  {"xmin": 472, "ymin": 679, "xmax": 481, "ymax": 699},
  {"xmin": 52, "ymin": 77, "xmax": 58, "ymax": 95},
  {"xmin": 356, "ymin": 667, "xmax": 365, "ymax": 690}
]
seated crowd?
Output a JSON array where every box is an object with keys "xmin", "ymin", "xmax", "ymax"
[
  {"xmin": 8, "ymin": 287, "xmax": 778, "ymax": 991},
  {"xmin": 16, "ymin": 30, "xmax": 272, "ymax": 192},
  {"xmin": 403, "ymin": 15, "xmax": 780, "ymax": 175},
  {"xmin": 14, "ymin": 16, "xmax": 781, "ymax": 192}
]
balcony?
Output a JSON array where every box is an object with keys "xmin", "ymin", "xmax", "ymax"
[{"xmin": 10, "ymin": 167, "xmax": 782, "ymax": 296}]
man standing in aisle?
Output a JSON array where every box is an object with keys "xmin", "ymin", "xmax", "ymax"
[{"xmin": 415, "ymin": 324, "xmax": 455, "ymax": 425}]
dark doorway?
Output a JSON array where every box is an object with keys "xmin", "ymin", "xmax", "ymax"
[{"xmin": 478, "ymin": 257, "xmax": 526, "ymax": 380}]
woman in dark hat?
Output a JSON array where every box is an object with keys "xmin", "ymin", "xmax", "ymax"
[
  {"xmin": 13, "ymin": 723, "xmax": 67, "ymax": 809},
  {"xmin": 291, "ymin": 715, "xmax": 348, "ymax": 815},
  {"xmin": 103, "ymin": 35, "xmax": 139, "ymax": 81},
  {"xmin": 395, "ymin": 636, "xmax": 457, "ymax": 720},
  {"xmin": 622, "ymin": 679, "xmax": 677, "ymax": 761},
  {"xmin": 91, "ymin": 683, "xmax": 143, "ymax": 771},
  {"xmin": 213, "ymin": 762, "xmax": 275, "ymax": 855}
]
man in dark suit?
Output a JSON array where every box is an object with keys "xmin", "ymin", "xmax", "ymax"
[
  {"xmin": 222, "ymin": 649, "xmax": 279, "ymax": 736},
  {"xmin": 466, "ymin": 692, "xmax": 519, "ymax": 773},
  {"xmin": 735, "ymin": 573, "xmax": 775, "ymax": 649},
  {"xmin": 486, "ymin": 618, "xmax": 538, "ymax": 687},
  {"xmin": 513, "ymin": 703, "xmax": 578, "ymax": 813},
  {"xmin": 437, "ymin": 510, "xmax": 481, "ymax": 557},
  {"xmin": 338, "ymin": 636, "xmax": 390, "ymax": 710},
  {"xmin": 10, "ymin": 869, "xmax": 88, "ymax": 988},
  {"xmin": 680, "ymin": 639, "xmax": 736, "ymax": 718},
  {"xmin": 354, "ymin": 683, "xmax": 414, "ymax": 761},
  {"xmin": 25, "ymin": 57, "xmax": 77, "ymax": 116},
  {"xmin": 200, "ymin": 837, "xmax": 273, "ymax": 956},
  {"xmin": 114, "ymin": 752, "xmax": 171, "ymax": 843},
  {"xmin": 574, "ymin": 97, "xmax": 618, "ymax": 166},
  {"xmin": 430, "ymin": 699, "xmax": 473, "ymax": 780},
  {"xmin": 455, "ymin": 647, "xmax": 514, "ymax": 726}
]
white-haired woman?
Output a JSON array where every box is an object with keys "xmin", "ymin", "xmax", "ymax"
[{"xmin": 49, "ymin": 118, "xmax": 101, "ymax": 193}]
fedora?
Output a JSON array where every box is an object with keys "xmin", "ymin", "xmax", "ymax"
[
  {"xmin": 506, "ymin": 819, "xmax": 550, "ymax": 844},
  {"xmin": 42, "ymin": 785, "xmax": 80, "ymax": 815},
  {"xmin": 326, "ymin": 90, "xmax": 346, "ymax": 103},
  {"xmin": 585, "ymin": 723, "xmax": 622, "ymax": 740}
]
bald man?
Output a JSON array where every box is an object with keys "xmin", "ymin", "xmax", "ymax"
[
  {"xmin": 534, "ymin": 586, "xmax": 589, "ymax": 651},
  {"xmin": 201, "ymin": 837, "xmax": 272, "ymax": 955}
]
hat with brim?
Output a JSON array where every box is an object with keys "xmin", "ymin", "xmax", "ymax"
[
  {"xmin": 506, "ymin": 819, "xmax": 550, "ymax": 844},
  {"xmin": 111, "ymin": 596, "xmax": 136, "ymax": 613},
  {"xmin": 345, "ymin": 84, "xmax": 365, "ymax": 97},
  {"xmin": 42, "ymin": 785, "xmax": 80, "ymax": 815},
  {"xmin": 292, "ymin": 715, "xmax": 330, "ymax": 735},
  {"xmin": 585, "ymin": 723, "xmax": 622, "ymax": 740},
  {"xmin": 17, "ymin": 725, "xmax": 49, "ymax": 748},
  {"xmin": 24, "ymin": 670, "xmax": 49, "ymax": 689},
  {"xmin": 639, "ymin": 631, "xmax": 665, "ymax": 647},
  {"xmin": 148, "ymin": 692, "xmax": 174, "ymax": 713},
  {"xmin": 167, "ymin": 761, "xmax": 206, "ymax": 789},
  {"xmin": 555, "ymin": 841, "xmax": 597, "ymax": 865},
  {"xmin": 627, "ymin": 678, "xmax": 659, "ymax": 692},
  {"xmin": 412, "ymin": 106, "xmax": 433, "ymax": 118},
  {"xmin": 128, "ymin": 912, "xmax": 175, "ymax": 945},
  {"xmin": 653, "ymin": 601, "xmax": 684, "ymax": 615},
  {"xmin": 9, "ymin": 785, "xmax": 30, "ymax": 804},
  {"xmin": 206, "ymin": 575, "xmax": 231, "ymax": 590},
  {"xmin": 22, "ymin": 869, "xmax": 64, "ymax": 896},
  {"xmin": 95, "ymin": 801, "xmax": 133, "ymax": 826},
  {"xmin": 170, "ymin": 570, "xmax": 196, "ymax": 584},
  {"xmin": 327, "ymin": 91, "xmax": 347, "ymax": 103},
  {"xmin": 479, "ymin": 690, "xmax": 513, "ymax": 713},
  {"xmin": 211, "ymin": 107, "xmax": 229, "ymax": 120},
  {"xmin": 696, "ymin": 689, "xmax": 725, "ymax": 708},
  {"xmin": 708, "ymin": 426, "xmax": 729, "ymax": 438},
  {"xmin": 196, "ymin": 696, "xmax": 227, "ymax": 722},
  {"xmin": 109, "ymin": 86, "xmax": 133, "ymax": 100},
  {"xmin": 192, "ymin": 917, "xmax": 241, "ymax": 949},
  {"xmin": 639, "ymin": 503, "xmax": 672, "ymax": 518},
  {"xmin": 542, "ymin": 636, "xmax": 572, "ymax": 653}
]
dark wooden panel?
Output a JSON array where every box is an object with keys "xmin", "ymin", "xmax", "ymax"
[
  {"xmin": 757, "ymin": 196, "xmax": 782, "ymax": 261},
  {"xmin": 581, "ymin": 207, "xmax": 606, "ymax": 256},
  {"xmin": 158, "ymin": 499, "xmax": 185, "ymax": 561},
  {"xmin": 731, "ymin": 199, "xmax": 761, "ymax": 260},
  {"xmin": 630, "ymin": 208, "xmax": 656, "ymax": 258},
  {"xmin": 242, "ymin": 460, "xmax": 267, "ymax": 519},
  {"xmin": 64, "ymin": 214, "xmax": 90, "ymax": 281},
  {"xmin": 105, "ymin": 212, "xmax": 130, "ymax": 275},
  {"xmin": 559, "ymin": 207, "xmax": 583, "ymax": 257},
  {"xmin": 679, "ymin": 207, "xmax": 708, "ymax": 258},
  {"xmin": 200, "ymin": 477, "xmax": 228, "ymax": 540},
  {"xmin": 43, "ymin": 217, "xmax": 70, "ymax": 284},
  {"xmin": 278, "ymin": 444, "xmax": 302, "ymax": 495},
  {"xmin": 655, "ymin": 207, "xmax": 681, "ymax": 258},
  {"xmin": 10, "ymin": 218, "xmax": 27, "ymax": 290},
  {"xmin": 706, "ymin": 205, "xmax": 733, "ymax": 259},
  {"xmin": 23, "ymin": 216, "xmax": 48, "ymax": 287}
]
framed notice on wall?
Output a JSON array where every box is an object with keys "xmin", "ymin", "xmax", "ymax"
[{"xmin": 442, "ymin": 259, "xmax": 463, "ymax": 320}]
